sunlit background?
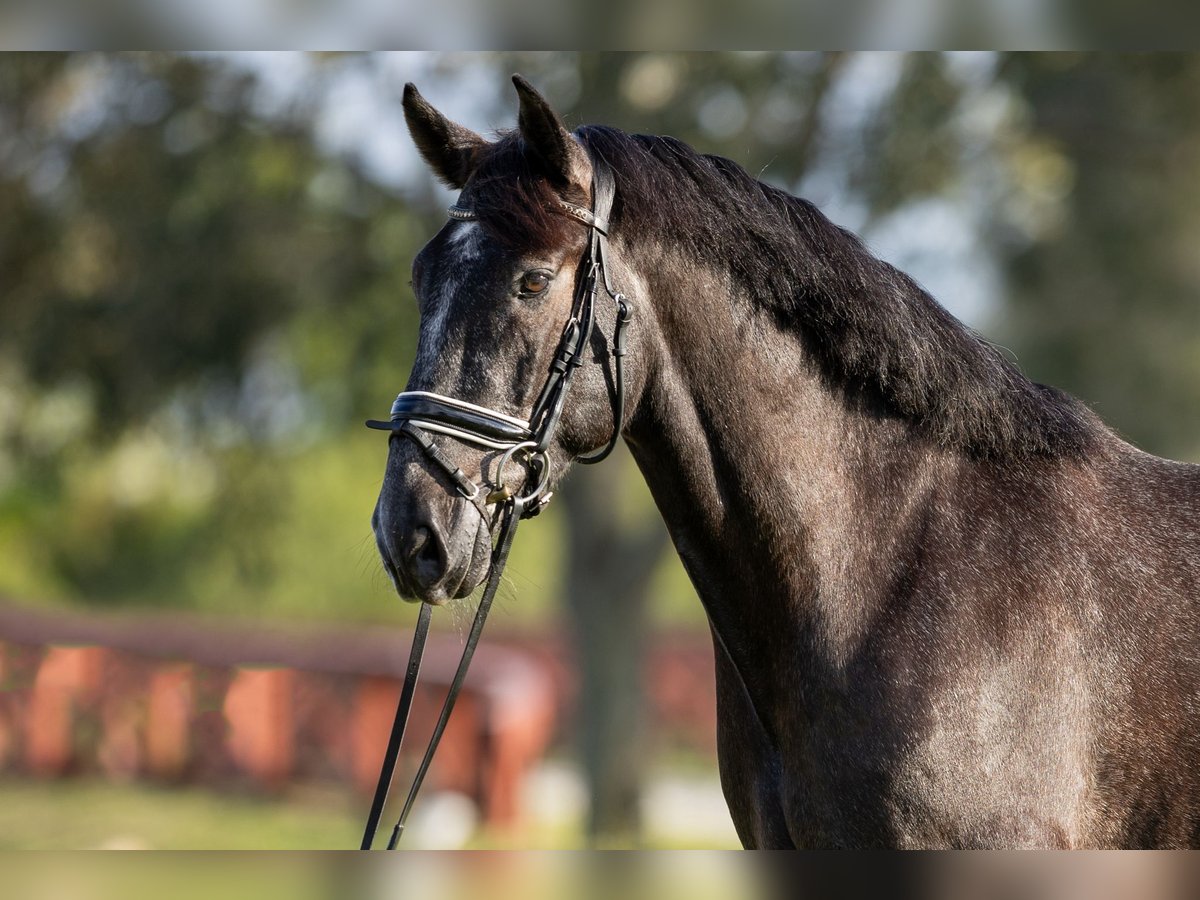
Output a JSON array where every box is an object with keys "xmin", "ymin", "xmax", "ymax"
[{"xmin": 3, "ymin": 52, "xmax": 1200, "ymax": 849}]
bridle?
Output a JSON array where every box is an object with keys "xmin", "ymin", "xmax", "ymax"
[{"xmin": 359, "ymin": 153, "xmax": 633, "ymax": 849}]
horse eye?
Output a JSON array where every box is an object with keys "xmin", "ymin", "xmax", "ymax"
[{"xmin": 520, "ymin": 272, "xmax": 550, "ymax": 295}]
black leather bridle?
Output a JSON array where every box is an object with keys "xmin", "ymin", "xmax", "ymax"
[{"xmin": 359, "ymin": 154, "xmax": 632, "ymax": 849}]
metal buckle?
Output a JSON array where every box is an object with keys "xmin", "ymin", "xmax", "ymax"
[
  {"xmin": 489, "ymin": 441, "xmax": 553, "ymax": 512},
  {"xmin": 455, "ymin": 477, "xmax": 481, "ymax": 502}
]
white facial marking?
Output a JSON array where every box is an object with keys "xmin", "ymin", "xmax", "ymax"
[
  {"xmin": 446, "ymin": 221, "xmax": 481, "ymax": 257},
  {"xmin": 413, "ymin": 221, "xmax": 481, "ymax": 372}
]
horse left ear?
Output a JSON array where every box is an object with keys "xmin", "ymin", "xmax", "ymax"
[
  {"xmin": 513, "ymin": 74, "xmax": 591, "ymax": 197},
  {"xmin": 403, "ymin": 83, "xmax": 488, "ymax": 189}
]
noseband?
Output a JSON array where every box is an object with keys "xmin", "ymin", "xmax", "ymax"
[{"xmin": 360, "ymin": 154, "xmax": 633, "ymax": 849}]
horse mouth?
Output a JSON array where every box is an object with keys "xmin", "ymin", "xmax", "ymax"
[
  {"xmin": 446, "ymin": 508, "xmax": 493, "ymax": 602},
  {"xmin": 379, "ymin": 499, "xmax": 492, "ymax": 606}
]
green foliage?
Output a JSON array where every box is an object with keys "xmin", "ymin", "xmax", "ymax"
[
  {"xmin": 860, "ymin": 54, "xmax": 965, "ymax": 213},
  {"xmin": 992, "ymin": 54, "xmax": 1200, "ymax": 459},
  {"xmin": 3, "ymin": 52, "xmax": 1199, "ymax": 628},
  {"xmin": 0, "ymin": 54, "xmax": 422, "ymax": 616},
  {"xmin": 0, "ymin": 777, "xmax": 360, "ymax": 849}
]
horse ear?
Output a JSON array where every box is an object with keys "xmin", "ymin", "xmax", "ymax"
[
  {"xmin": 402, "ymin": 83, "xmax": 487, "ymax": 189},
  {"xmin": 512, "ymin": 74, "xmax": 590, "ymax": 196}
]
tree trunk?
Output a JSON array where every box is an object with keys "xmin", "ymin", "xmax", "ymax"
[{"xmin": 561, "ymin": 449, "xmax": 667, "ymax": 845}]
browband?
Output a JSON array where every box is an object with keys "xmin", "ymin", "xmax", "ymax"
[{"xmin": 447, "ymin": 200, "xmax": 607, "ymax": 235}]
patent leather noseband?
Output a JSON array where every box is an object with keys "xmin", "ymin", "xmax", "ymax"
[{"xmin": 360, "ymin": 153, "xmax": 633, "ymax": 849}]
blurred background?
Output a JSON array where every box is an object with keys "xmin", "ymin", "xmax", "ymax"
[{"xmin": 2, "ymin": 52, "xmax": 1200, "ymax": 849}]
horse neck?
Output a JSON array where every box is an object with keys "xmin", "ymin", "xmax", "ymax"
[{"xmin": 621, "ymin": 250, "xmax": 954, "ymax": 717}]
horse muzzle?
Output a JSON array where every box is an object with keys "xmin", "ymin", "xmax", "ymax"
[{"xmin": 373, "ymin": 448, "xmax": 493, "ymax": 604}]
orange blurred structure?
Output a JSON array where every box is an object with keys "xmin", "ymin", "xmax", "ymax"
[
  {"xmin": 0, "ymin": 602, "xmax": 558, "ymax": 831},
  {"xmin": 0, "ymin": 601, "xmax": 722, "ymax": 833}
]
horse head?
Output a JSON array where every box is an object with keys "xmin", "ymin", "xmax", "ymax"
[{"xmin": 371, "ymin": 76, "xmax": 644, "ymax": 604}]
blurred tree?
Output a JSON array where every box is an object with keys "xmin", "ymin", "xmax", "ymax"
[
  {"xmin": 991, "ymin": 54, "xmax": 1200, "ymax": 459},
  {"xmin": 0, "ymin": 53, "xmax": 420, "ymax": 607},
  {"xmin": 2, "ymin": 55, "xmax": 361, "ymax": 430},
  {"xmin": 561, "ymin": 452, "xmax": 668, "ymax": 845}
]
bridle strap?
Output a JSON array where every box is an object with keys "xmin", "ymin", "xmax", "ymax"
[
  {"xmin": 358, "ymin": 600, "xmax": 430, "ymax": 850},
  {"xmin": 526, "ymin": 158, "xmax": 629, "ymax": 465},
  {"xmin": 360, "ymin": 496, "xmax": 524, "ymax": 850}
]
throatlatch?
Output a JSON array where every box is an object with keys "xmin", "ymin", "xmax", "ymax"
[{"xmin": 360, "ymin": 153, "xmax": 632, "ymax": 850}]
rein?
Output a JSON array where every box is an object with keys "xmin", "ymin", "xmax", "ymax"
[{"xmin": 359, "ymin": 155, "xmax": 632, "ymax": 849}]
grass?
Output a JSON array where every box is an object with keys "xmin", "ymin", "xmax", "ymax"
[
  {"xmin": 0, "ymin": 755, "xmax": 740, "ymax": 850},
  {"xmin": 0, "ymin": 777, "xmax": 362, "ymax": 849}
]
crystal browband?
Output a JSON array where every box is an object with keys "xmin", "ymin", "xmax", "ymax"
[{"xmin": 447, "ymin": 201, "xmax": 607, "ymax": 234}]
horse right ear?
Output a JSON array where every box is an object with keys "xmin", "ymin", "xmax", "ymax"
[
  {"xmin": 513, "ymin": 74, "xmax": 591, "ymax": 197},
  {"xmin": 402, "ymin": 84, "xmax": 488, "ymax": 189}
]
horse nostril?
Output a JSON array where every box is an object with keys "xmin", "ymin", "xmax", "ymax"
[
  {"xmin": 405, "ymin": 525, "xmax": 448, "ymax": 590},
  {"xmin": 415, "ymin": 531, "xmax": 441, "ymax": 567}
]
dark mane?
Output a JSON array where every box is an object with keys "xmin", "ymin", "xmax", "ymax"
[{"xmin": 468, "ymin": 127, "xmax": 1101, "ymax": 460}]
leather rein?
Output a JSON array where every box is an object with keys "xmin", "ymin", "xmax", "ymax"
[{"xmin": 359, "ymin": 156, "xmax": 632, "ymax": 849}]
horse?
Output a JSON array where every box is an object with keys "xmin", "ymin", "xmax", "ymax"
[{"xmin": 370, "ymin": 75, "xmax": 1200, "ymax": 848}]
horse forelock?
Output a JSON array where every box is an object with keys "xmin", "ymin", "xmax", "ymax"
[{"xmin": 461, "ymin": 133, "xmax": 587, "ymax": 253}]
